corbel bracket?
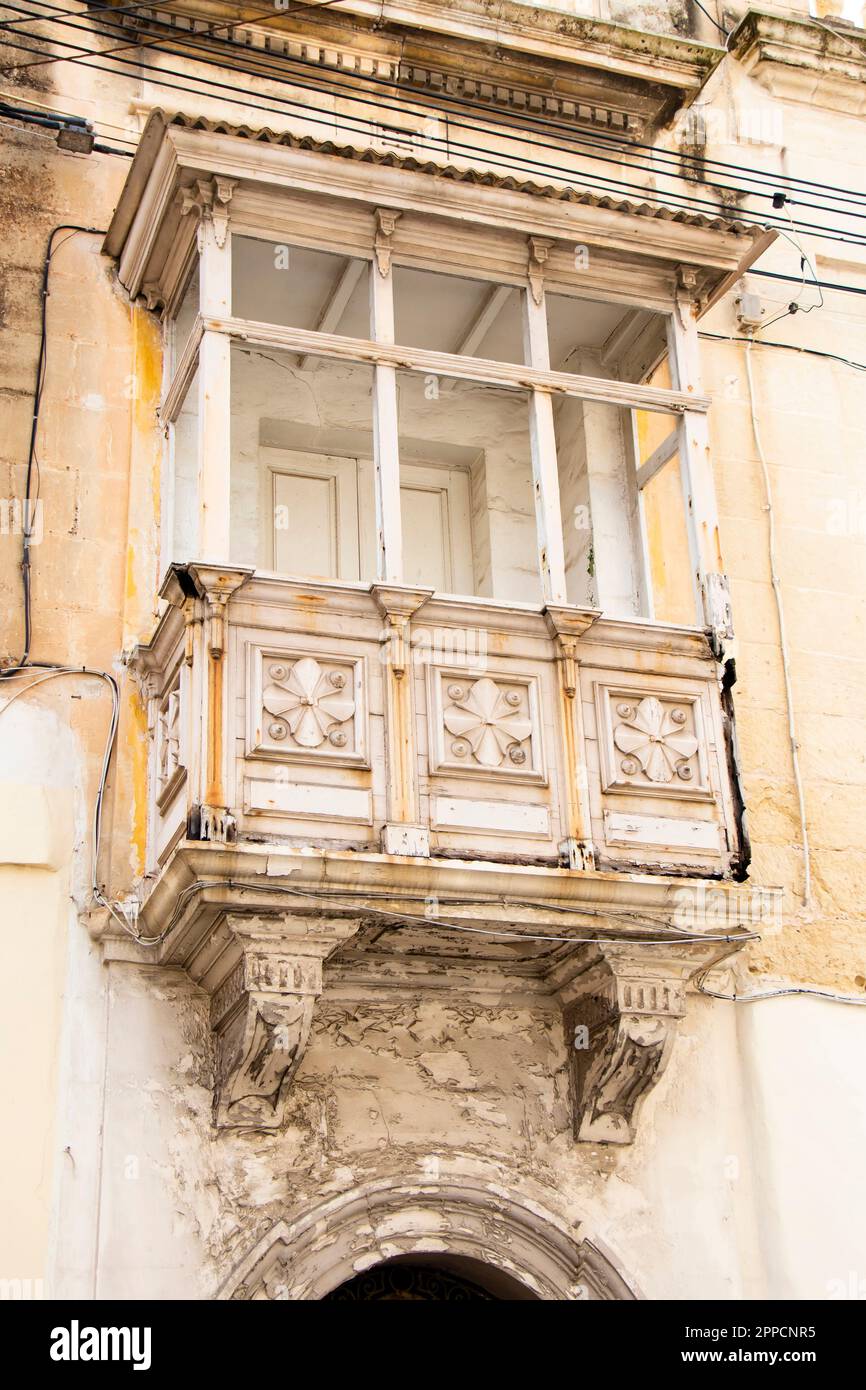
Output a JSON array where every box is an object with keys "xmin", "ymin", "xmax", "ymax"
[
  {"xmin": 374, "ymin": 208, "xmax": 402, "ymax": 276},
  {"xmin": 561, "ymin": 954, "xmax": 686, "ymax": 1144},
  {"xmin": 371, "ymin": 582, "xmax": 433, "ymax": 679},
  {"xmin": 181, "ymin": 176, "xmax": 238, "ymax": 249},
  {"xmin": 544, "ymin": 604, "xmax": 599, "ymax": 698},
  {"xmin": 528, "ymin": 236, "xmax": 555, "ymax": 306},
  {"xmin": 205, "ymin": 914, "xmax": 361, "ymax": 1129}
]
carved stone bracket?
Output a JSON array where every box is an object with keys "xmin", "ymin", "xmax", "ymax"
[
  {"xmin": 188, "ymin": 911, "xmax": 360, "ymax": 1130},
  {"xmin": 560, "ymin": 953, "xmax": 687, "ymax": 1145},
  {"xmin": 374, "ymin": 208, "xmax": 401, "ymax": 276},
  {"xmin": 181, "ymin": 175, "xmax": 238, "ymax": 249},
  {"xmin": 527, "ymin": 236, "xmax": 555, "ymax": 306},
  {"xmin": 212, "ymin": 927, "xmax": 322, "ymax": 1129}
]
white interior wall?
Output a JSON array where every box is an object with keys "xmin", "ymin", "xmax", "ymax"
[
  {"xmin": 213, "ymin": 347, "xmax": 542, "ymax": 600},
  {"xmin": 555, "ymin": 394, "xmax": 596, "ymax": 607}
]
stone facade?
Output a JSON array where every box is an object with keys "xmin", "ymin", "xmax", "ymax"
[{"xmin": 1, "ymin": 1, "xmax": 865, "ymax": 1301}]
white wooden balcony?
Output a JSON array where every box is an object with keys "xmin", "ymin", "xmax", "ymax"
[{"xmin": 138, "ymin": 564, "xmax": 745, "ymax": 876}]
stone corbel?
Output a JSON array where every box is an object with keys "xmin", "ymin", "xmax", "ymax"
[
  {"xmin": 211, "ymin": 925, "xmax": 323, "ymax": 1129},
  {"xmin": 371, "ymin": 583, "xmax": 433, "ymax": 679},
  {"xmin": 374, "ymin": 208, "xmax": 401, "ymax": 277},
  {"xmin": 528, "ymin": 236, "xmax": 555, "ymax": 306},
  {"xmin": 162, "ymin": 909, "xmax": 360, "ymax": 1129},
  {"xmin": 560, "ymin": 952, "xmax": 687, "ymax": 1144}
]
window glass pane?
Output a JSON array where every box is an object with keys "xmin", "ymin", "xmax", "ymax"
[
  {"xmin": 172, "ymin": 367, "xmax": 198, "ymax": 564},
  {"xmin": 396, "ymin": 368, "xmax": 538, "ymax": 602},
  {"xmin": 393, "ymin": 267, "xmax": 524, "ymax": 365},
  {"xmin": 232, "ymin": 236, "xmax": 369, "ymax": 336},
  {"xmin": 641, "ymin": 455, "xmax": 695, "ymax": 627},
  {"xmin": 173, "ymin": 261, "xmax": 199, "ymax": 360},
  {"xmin": 546, "ymin": 292, "xmax": 668, "ymax": 384},
  {"xmin": 634, "ymin": 358, "xmax": 695, "ymax": 626},
  {"xmin": 555, "ymin": 395, "xmax": 637, "ymax": 614},
  {"xmin": 229, "ymin": 340, "xmax": 374, "ymax": 580}
]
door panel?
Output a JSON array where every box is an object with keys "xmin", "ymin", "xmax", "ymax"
[
  {"xmin": 262, "ymin": 448, "xmax": 472, "ymax": 593},
  {"xmin": 264, "ymin": 449, "xmax": 360, "ymax": 580},
  {"xmin": 400, "ymin": 461, "xmax": 474, "ymax": 594}
]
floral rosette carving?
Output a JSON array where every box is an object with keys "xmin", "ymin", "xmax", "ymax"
[
  {"xmin": 612, "ymin": 696, "xmax": 698, "ymax": 784},
  {"xmin": 443, "ymin": 676, "xmax": 532, "ymax": 769},
  {"xmin": 262, "ymin": 657, "xmax": 354, "ymax": 750}
]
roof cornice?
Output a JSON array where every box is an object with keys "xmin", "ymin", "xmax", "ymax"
[{"xmin": 729, "ymin": 9, "xmax": 866, "ymax": 112}]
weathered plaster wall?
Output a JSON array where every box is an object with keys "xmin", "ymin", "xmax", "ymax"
[{"xmin": 46, "ymin": 952, "xmax": 866, "ymax": 1300}]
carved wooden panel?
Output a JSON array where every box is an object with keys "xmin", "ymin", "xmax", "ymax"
[
  {"xmin": 247, "ymin": 646, "xmax": 368, "ymax": 768},
  {"xmin": 595, "ymin": 684, "xmax": 711, "ymax": 800},
  {"xmin": 155, "ymin": 664, "xmax": 185, "ymax": 811},
  {"xmin": 426, "ymin": 667, "xmax": 546, "ymax": 783}
]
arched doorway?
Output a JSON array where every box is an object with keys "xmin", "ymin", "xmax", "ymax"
[
  {"xmin": 322, "ymin": 1253, "xmax": 537, "ymax": 1301},
  {"xmin": 219, "ymin": 1172, "xmax": 638, "ymax": 1301}
]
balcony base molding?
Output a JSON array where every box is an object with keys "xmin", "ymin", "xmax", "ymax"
[{"xmin": 100, "ymin": 841, "xmax": 768, "ymax": 1140}]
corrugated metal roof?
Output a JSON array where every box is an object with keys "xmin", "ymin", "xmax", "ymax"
[{"xmin": 161, "ymin": 110, "xmax": 765, "ymax": 238}]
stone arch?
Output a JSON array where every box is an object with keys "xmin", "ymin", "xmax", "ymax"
[{"xmin": 219, "ymin": 1173, "xmax": 638, "ymax": 1301}]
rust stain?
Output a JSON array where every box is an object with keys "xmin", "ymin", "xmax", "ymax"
[{"xmin": 205, "ymin": 650, "xmax": 224, "ymax": 808}]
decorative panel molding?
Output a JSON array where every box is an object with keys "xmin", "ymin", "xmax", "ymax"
[
  {"xmin": 603, "ymin": 810, "xmax": 720, "ymax": 853},
  {"xmin": 155, "ymin": 662, "xmax": 185, "ymax": 811},
  {"xmin": 247, "ymin": 645, "xmax": 368, "ymax": 769},
  {"xmin": 595, "ymin": 684, "xmax": 711, "ymax": 800},
  {"xmin": 245, "ymin": 778, "xmax": 373, "ymax": 825},
  {"xmin": 427, "ymin": 668, "xmax": 546, "ymax": 783},
  {"xmin": 431, "ymin": 795, "xmax": 550, "ymax": 838}
]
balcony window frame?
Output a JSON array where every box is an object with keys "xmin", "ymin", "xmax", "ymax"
[{"xmin": 159, "ymin": 185, "xmax": 718, "ymax": 627}]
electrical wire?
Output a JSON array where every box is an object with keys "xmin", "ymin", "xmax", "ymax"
[
  {"xmin": 691, "ymin": 0, "xmax": 729, "ymax": 38},
  {"xmin": 695, "ymin": 968, "xmax": 866, "ymax": 1007},
  {"xmin": 0, "ymin": 663, "xmax": 127, "ymax": 931},
  {"xmin": 132, "ymin": 875, "xmax": 762, "ymax": 950},
  {"xmin": 0, "ymin": 0, "xmax": 355, "ymax": 71},
  {"xmin": 0, "ymin": 0, "xmax": 169, "ymax": 28},
  {"xmin": 3, "ymin": 25, "xmax": 864, "ymax": 248},
  {"xmin": 0, "ymin": 98, "xmax": 136, "ymax": 151},
  {"xmin": 699, "ymin": 330, "xmax": 866, "ymax": 375},
  {"xmin": 6, "ymin": 3, "xmax": 866, "ymax": 234},
  {"xmin": 1, "ymin": 224, "xmax": 105, "ymax": 674},
  {"xmin": 749, "ymin": 267, "xmax": 866, "ymax": 300},
  {"xmin": 14, "ymin": 0, "xmax": 866, "ymax": 213}
]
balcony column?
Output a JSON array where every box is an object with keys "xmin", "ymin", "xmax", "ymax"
[
  {"xmin": 522, "ymin": 238, "xmax": 568, "ymax": 606},
  {"xmin": 186, "ymin": 563, "xmax": 252, "ymax": 843},
  {"xmin": 668, "ymin": 269, "xmax": 732, "ymax": 643},
  {"xmin": 372, "ymin": 584, "xmax": 433, "ymax": 857},
  {"xmin": 185, "ymin": 177, "xmax": 235, "ymax": 562},
  {"xmin": 370, "ymin": 209, "xmax": 404, "ymax": 583},
  {"xmin": 544, "ymin": 605, "xmax": 599, "ymax": 870}
]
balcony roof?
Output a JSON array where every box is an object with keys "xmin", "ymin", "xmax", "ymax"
[{"xmin": 105, "ymin": 109, "xmax": 773, "ymax": 315}]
